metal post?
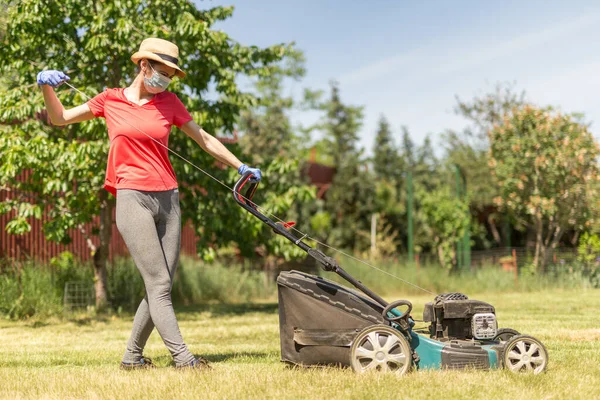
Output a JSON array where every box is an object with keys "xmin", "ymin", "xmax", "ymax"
[
  {"xmin": 455, "ymin": 165, "xmax": 471, "ymax": 270},
  {"xmin": 504, "ymin": 216, "xmax": 511, "ymax": 249},
  {"xmin": 463, "ymin": 176, "xmax": 471, "ymax": 270},
  {"xmin": 371, "ymin": 213, "xmax": 377, "ymax": 254},
  {"xmin": 407, "ymin": 171, "xmax": 414, "ymax": 264}
]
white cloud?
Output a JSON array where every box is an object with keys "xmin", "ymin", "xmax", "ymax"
[{"xmin": 337, "ymin": 47, "xmax": 428, "ymax": 86}]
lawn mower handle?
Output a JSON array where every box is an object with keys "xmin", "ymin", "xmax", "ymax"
[
  {"xmin": 232, "ymin": 173, "xmax": 412, "ymax": 324},
  {"xmin": 233, "ymin": 172, "xmax": 311, "ymax": 252}
]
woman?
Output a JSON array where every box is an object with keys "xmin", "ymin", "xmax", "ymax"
[{"xmin": 37, "ymin": 38, "xmax": 262, "ymax": 370}]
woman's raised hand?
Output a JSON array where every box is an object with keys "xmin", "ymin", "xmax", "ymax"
[{"xmin": 37, "ymin": 70, "xmax": 70, "ymax": 87}]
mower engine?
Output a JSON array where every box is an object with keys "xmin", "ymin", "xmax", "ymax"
[{"xmin": 423, "ymin": 293, "xmax": 497, "ymax": 341}]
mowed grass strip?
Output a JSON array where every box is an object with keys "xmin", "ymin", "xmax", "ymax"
[{"xmin": 0, "ymin": 289, "xmax": 599, "ymax": 400}]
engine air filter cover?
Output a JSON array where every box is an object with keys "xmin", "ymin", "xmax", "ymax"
[{"xmin": 471, "ymin": 313, "xmax": 497, "ymax": 339}]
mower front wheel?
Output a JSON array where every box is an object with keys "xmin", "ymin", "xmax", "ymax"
[
  {"xmin": 502, "ymin": 335, "xmax": 548, "ymax": 374},
  {"xmin": 349, "ymin": 325, "xmax": 412, "ymax": 376}
]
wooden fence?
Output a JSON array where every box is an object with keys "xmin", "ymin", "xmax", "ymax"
[{"xmin": 0, "ymin": 171, "xmax": 198, "ymax": 262}]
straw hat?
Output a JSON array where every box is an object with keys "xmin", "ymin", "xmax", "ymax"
[{"xmin": 131, "ymin": 38, "xmax": 186, "ymax": 78}]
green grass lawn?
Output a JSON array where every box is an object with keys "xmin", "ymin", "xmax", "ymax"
[{"xmin": 1, "ymin": 289, "xmax": 599, "ymax": 400}]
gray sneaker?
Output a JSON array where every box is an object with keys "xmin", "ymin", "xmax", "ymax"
[
  {"xmin": 176, "ymin": 357, "xmax": 212, "ymax": 370},
  {"xmin": 120, "ymin": 357, "xmax": 156, "ymax": 370}
]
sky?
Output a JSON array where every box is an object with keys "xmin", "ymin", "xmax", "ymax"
[{"xmin": 197, "ymin": 0, "xmax": 600, "ymax": 155}]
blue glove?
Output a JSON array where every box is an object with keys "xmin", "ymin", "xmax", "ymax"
[
  {"xmin": 37, "ymin": 70, "xmax": 70, "ymax": 87},
  {"xmin": 238, "ymin": 164, "xmax": 262, "ymax": 182}
]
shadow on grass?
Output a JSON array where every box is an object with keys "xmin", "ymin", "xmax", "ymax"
[
  {"xmin": 1, "ymin": 351, "xmax": 278, "ymax": 369},
  {"xmin": 67, "ymin": 314, "xmax": 113, "ymax": 326},
  {"xmin": 153, "ymin": 351, "xmax": 276, "ymax": 367},
  {"xmin": 174, "ymin": 302, "xmax": 278, "ymax": 319}
]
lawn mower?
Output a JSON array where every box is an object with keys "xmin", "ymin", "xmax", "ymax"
[{"xmin": 233, "ymin": 172, "xmax": 549, "ymax": 375}]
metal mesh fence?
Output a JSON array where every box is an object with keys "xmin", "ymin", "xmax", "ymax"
[
  {"xmin": 469, "ymin": 247, "xmax": 579, "ymax": 269},
  {"xmin": 63, "ymin": 281, "xmax": 95, "ymax": 312}
]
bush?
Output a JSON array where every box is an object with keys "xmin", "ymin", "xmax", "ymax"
[
  {"xmin": 574, "ymin": 233, "xmax": 600, "ymax": 288},
  {"xmin": 51, "ymin": 252, "xmax": 93, "ymax": 300},
  {"xmin": 0, "ymin": 263, "xmax": 62, "ymax": 319},
  {"xmin": 106, "ymin": 257, "xmax": 145, "ymax": 313}
]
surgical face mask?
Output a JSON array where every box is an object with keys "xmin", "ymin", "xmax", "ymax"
[{"xmin": 143, "ymin": 64, "xmax": 172, "ymax": 94}]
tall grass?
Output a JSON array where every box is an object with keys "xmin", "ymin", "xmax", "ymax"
[
  {"xmin": 1, "ymin": 252, "xmax": 597, "ymax": 320},
  {"xmin": 173, "ymin": 258, "xmax": 274, "ymax": 304},
  {"xmin": 326, "ymin": 258, "xmax": 597, "ymax": 297},
  {"xmin": 0, "ymin": 264, "xmax": 63, "ymax": 319}
]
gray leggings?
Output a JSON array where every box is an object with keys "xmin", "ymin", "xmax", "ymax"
[{"xmin": 116, "ymin": 189, "xmax": 195, "ymax": 366}]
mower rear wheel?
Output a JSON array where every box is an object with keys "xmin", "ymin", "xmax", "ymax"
[
  {"xmin": 502, "ymin": 335, "xmax": 548, "ymax": 374},
  {"xmin": 350, "ymin": 325, "xmax": 412, "ymax": 375},
  {"xmin": 494, "ymin": 328, "xmax": 520, "ymax": 343}
]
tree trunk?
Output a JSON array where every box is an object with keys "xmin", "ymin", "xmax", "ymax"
[
  {"xmin": 546, "ymin": 226, "xmax": 564, "ymax": 269},
  {"xmin": 487, "ymin": 215, "xmax": 502, "ymax": 245},
  {"xmin": 571, "ymin": 231, "xmax": 580, "ymax": 247},
  {"xmin": 93, "ymin": 190, "xmax": 112, "ymax": 310},
  {"xmin": 436, "ymin": 244, "xmax": 445, "ymax": 269}
]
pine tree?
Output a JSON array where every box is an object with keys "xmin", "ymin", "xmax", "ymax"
[
  {"xmin": 320, "ymin": 82, "xmax": 374, "ymax": 250},
  {"xmin": 373, "ymin": 115, "xmax": 397, "ymax": 180}
]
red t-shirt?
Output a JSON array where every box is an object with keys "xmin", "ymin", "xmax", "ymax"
[{"xmin": 87, "ymin": 88, "xmax": 193, "ymax": 196}]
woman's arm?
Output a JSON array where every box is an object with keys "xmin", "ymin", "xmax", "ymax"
[
  {"xmin": 179, "ymin": 120, "xmax": 244, "ymax": 170},
  {"xmin": 37, "ymin": 70, "xmax": 95, "ymax": 126},
  {"xmin": 41, "ymin": 85, "xmax": 95, "ymax": 126}
]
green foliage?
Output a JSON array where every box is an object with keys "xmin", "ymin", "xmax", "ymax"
[
  {"xmin": 357, "ymin": 214, "xmax": 401, "ymax": 261},
  {"xmin": 50, "ymin": 251, "xmax": 92, "ymax": 299},
  {"xmin": 0, "ymin": 265, "xmax": 62, "ymax": 319},
  {"xmin": 0, "ymin": 0, "xmax": 301, "ymax": 265},
  {"xmin": 373, "ymin": 115, "xmax": 402, "ymax": 181},
  {"xmin": 106, "ymin": 258, "xmax": 145, "ymax": 313},
  {"xmin": 575, "ymin": 233, "xmax": 600, "ymax": 287},
  {"xmin": 489, "ymin": 106, "xmax": 600, "ymax": 270},
  {"xmin": 419, "ymin": 187, "xmax": 470, "ymax": 269},
  {"xmin": 577, "ymin": 233, "xmax": 600, "ymax": 263}
]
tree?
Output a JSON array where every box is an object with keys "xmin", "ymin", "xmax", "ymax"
[
  {"xmin": 373, "ymin": 115, "xmax": 397, "ymax": 180},
  {"xmin": 445, "ymin": 83, "xmax": 527, "ymax": 245},
  {"xmin": 489, "ymin": 106, "xmax": 600, "ymax": 271},
  {"xmin": 401, "ymin": 132, "xmax": 449, "ymax": 258},
  {"xmin": 401, "ymin": 126, "xmax": 415, "ymax": 169},
  {"xmin": 454, "ymin": 82, "xmax": 527, "ymax": 147},
  {"xmin": 306, "ymin": 82, "xmax": 374, "ymax": 250},
  {"xmin": 370, "ymin": 115, "xmax": 406, "ymax": 255},
  {"xmin": 0, "ymin": 1, "xmax": 299, "ymax": 308}
]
